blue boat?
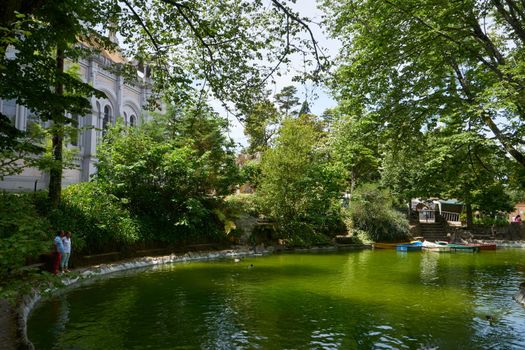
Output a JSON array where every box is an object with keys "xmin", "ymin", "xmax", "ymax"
[{"xmin": 396, "ymin": 241, "xmax": 423, "ymax": 252}]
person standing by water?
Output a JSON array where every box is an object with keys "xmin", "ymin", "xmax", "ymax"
[
  {"xmin": 61, "ymin": 231, "xmax": 72, "ymax": 273},
  {"xmin": 53, "ymin": 231, "xmax": 65, "ymax": 275}
]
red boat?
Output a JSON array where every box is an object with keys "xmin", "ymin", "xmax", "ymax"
[{"xmin": 466, "ymin": 243, "xmax": 497, "ymax": 250}]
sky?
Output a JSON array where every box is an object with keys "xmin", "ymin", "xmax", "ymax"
[{"xmin": 210, "ymin": 1, "xmax": 342, "ymax": 149}]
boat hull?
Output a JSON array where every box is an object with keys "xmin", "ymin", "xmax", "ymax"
[
  {"xmin": 466, "ymin": 243, "xmax": 497, "ymax": 250},
  {"xmin": 423, "ymin": 246, "xmax": 451, "ymax": 253},
  {"xmin": 448, "ymin": 244, "xmax": 480, "ymax": 253},
  {"xmin": 374, "ymin": 242, "xmax": 411, "ymax": 249},
  {"xmin": 396, "ymin": 245, "xmax": 423, "ymax": 252}
]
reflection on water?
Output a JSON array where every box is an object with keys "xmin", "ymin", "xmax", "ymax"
[{"xmin": 28, "ymin": 249, "xmax": 525, "ymax": 349}]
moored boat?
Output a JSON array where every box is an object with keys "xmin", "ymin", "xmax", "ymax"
[
  {"xmin": 431, "ymin": 241, "xmax": 481, "ymax": 252},
  {"xmin": 447, "ymin": 244, "xmax": 480, "ymax": 253},
  {"xmin": 396, "ymin": 241, "xmax": 423, "ymax": 252},
  {"xmin": 374, "ymin": 242, "xmax": 411, "ymax": 249},
  {"xmin": 465, "ymin": 243, "xmax": 497, "ymax": 250},
  {"xmin": 422, "ymin": 241, "xmax": 451, "ymax": 252}
]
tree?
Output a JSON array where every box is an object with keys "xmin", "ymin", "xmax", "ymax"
[
  {"xmin": 0, "ymin": 115, "xmax": 44, "ymax": 179},
  {"xmin": 381, "ymin": 126, "xmax": 514, "ymax": 227},
  {"xmin": 1, "ymin": 0, "xmax": 327, "ymax": 204},
  {"xmin": 243, "ymin": 100, "xmax": 281, "ymax": 153},
  {"xmin": 330, "ymin": 112, "xmax": 380, "ymax": 197},
  {"xmin": 0, "ymin": 1, "xmax": 112, "ymax": 206},
  {"xmin": 96, "ymin": 103, "xmax": 239, "ymax": 238},
  {"xmin": 258, "ymin": 116, "xmax": 345, "ymax": 236},
  {"xmin": 323, "ymin": 0, "xmax": 525, "ymax": 168},
  {"xmin": 274, "ymin": 85, "xmax": 300, "ymax": 117},
  {"xmin": 298, "ymin": 100, "xmax": 311, "ymax": 116}
]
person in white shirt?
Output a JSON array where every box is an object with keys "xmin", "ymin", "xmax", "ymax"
[{"xmin": 61, "ymin": 231, "xmax": 72, "ymax": 273}]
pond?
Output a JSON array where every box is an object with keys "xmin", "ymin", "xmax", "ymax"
[{"xmin": 28, "ymin": 249, "xmax": 525, "ymax": 349}]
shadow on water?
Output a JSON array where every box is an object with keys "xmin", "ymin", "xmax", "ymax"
[{"xmin": 27, "ymin": 249, "xmax": 525, "ymax": 350}]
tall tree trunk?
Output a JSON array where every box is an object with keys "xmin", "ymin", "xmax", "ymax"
[
  {"xmin": 465, "ymin": 202, "xmax": 473, "ymax": 230},
  {"xmin": 48, "ymin": 47, "xmax": 64, "ymax": 208}
]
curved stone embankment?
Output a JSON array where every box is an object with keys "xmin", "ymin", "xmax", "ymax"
[
  {"xmin": 9, "ymin": 241, "xmax": 524, "ymax": 349},
  {"xmin": 12, "ymin": 244, "xmax": 366, "ymax": 349}
]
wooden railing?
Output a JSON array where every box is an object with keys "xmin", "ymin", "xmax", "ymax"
[
  {"xmin": 441, "ymin": 211, "xmax": 460, "ymax": 223},
  {"xmin": 418, "ymin": 210, "xmax": 435, "ymax": 223}
]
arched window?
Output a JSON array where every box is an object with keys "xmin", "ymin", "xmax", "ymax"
[
  {"xmin": 103, "ymin": 105, "xmax": 111, "ymax": 133},
  {"xmin": 129, "ymin": 115, "xmax": 136, "ymax": 127}
]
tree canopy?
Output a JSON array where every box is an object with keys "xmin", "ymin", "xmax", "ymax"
[
  {"xmin": 323, "ymin": 0, "xmax": 525, "ymax": 168},
  {"xmin": 0, "ymin": 0, "xmax": 326, "ymax": 204}
]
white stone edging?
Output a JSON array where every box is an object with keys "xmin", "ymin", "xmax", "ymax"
[
  {"xmin": 17, "ymin": 242, "xmax": 522, "ymax": 349},
  {"xmin": 16, "ymin": 245, "xmax": 288, "ymax": 349}
]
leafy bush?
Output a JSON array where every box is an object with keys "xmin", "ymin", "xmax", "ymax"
[
  {"xmin": 47, "ymin": 182, "xmax": 140, "ymax": 253},
  {"xmin": 279, "ymin": 221, "xmax": 332, "ymax": 247},
  {"xmin": 348, "ymin": 184, "xmax": 410, "ymax": 242},
  {"xmin": 473, "ymin": 214, "xmax": 509, "ymax": 227},
  {"xmin": 94, "ymin": 107, "xmax": 239, "ymax": 243},
  {"xmin": 0, "ymin": 192, "xmax": 50, "ymax": 280},
  {"xmin": 239, "ymin": 160, "xmax": 262, "ymax": 190},
  {"xmin": 224, "ymin": 193, "xmax": 260, "ymax": 217}
]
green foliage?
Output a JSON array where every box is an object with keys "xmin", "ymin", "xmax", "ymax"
[
  {"xmin": 0, "ymin": 192, "xmax": 50, "ymax": 281},
  {"xmin": 244, "ymin": 100, "xmax": 280, "ymax": 153},
  {"xmin": 258, "ymin": 116, "xmax": 346, "ymax": 238},
  {"xmin": 279, "ymin": 221, "xmax": 331, "ymax": 247},
  {"xmin": 1, "ymin": 0, "xmax": 324, "ymax": 206},
  {"xmin": 381, "ymin": 128, "xmax": 515, "ymax": 221},
  {"xmin": 323, "ymin": 0, "xmax": 525, "ymax": 168},
  {"xmin": 95, "ymin": 104, "xmax": 239, "ymax": 242},
  {"xmin": 347, "ymin": 184, "xmax": 410, "ymax": 242},
  {"xmin": 224, "ymin": 194, "xmax": 260, "ymax": 217},
  {"xmin": 239, "ymin": 160, "xmax": 262, "ymax": 191},
  {"xmin": 274, "ymin": 85, "xmax": 300, "ymax": 117},
  {"xmin": 0, "ymin": 115, "xmax": 45, "ymax": 179},
  {"xmin": 473, "ymin": 215, "xmax": 509, "ymax": 227},
  {"xmin": 47, "ymin": 182, "xmax": 140, "ymax": 254},
  {"xmin": 330, "ymin": 113, "xmax": 380, "ymax": 194}
]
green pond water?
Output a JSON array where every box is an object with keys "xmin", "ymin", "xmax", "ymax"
[{"xmin": 28, "ymin": 249, "xmax": 525, "ymax": 349}]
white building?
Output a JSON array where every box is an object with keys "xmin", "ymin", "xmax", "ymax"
[{"xmin": 0, "ymin": 46, "xmax": 154, "ymax": 191}]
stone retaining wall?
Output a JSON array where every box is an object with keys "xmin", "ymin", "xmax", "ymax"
[{"xmin": 446, "ymin": 223, "xmax": 525, "ymax": 241}]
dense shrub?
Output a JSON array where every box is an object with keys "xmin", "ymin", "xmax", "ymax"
[
  {"xmin": 472, "ymin": 214, "xmax": 509, "ymax": 227},
  {"xmin": 94, "ymin": 106, "xmax": 239, "ymax": 243},
  {"xmin": 0, "ymin": 192, "xmax": 50, "ymax": 280},
  {"xmin": 279, "ymin": 221, "xmax": 332, "ymax": 247},
  {"xmin": 224, "ymin": 193, "xmax": 260, "ymax": 217},
  {"xmin": 48, "ymin": 182, "xmax": 140, "ymax": 253},
  {"xmin": 348, "ymin": 184, "xmax": 410, "ymax": 242}
]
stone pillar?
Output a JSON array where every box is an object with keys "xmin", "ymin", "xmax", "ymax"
[
  {"xmin": 115, "ymin": 67, "xmax": 123, "ymax": 122},
  {"xmin": 17, "ymin": 105, "xmax": 26, "ymax": 131}
]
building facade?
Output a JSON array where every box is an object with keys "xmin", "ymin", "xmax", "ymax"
[{"xmin": 0, "ymin": 48, "xmax": 153, "ymax": 191}]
